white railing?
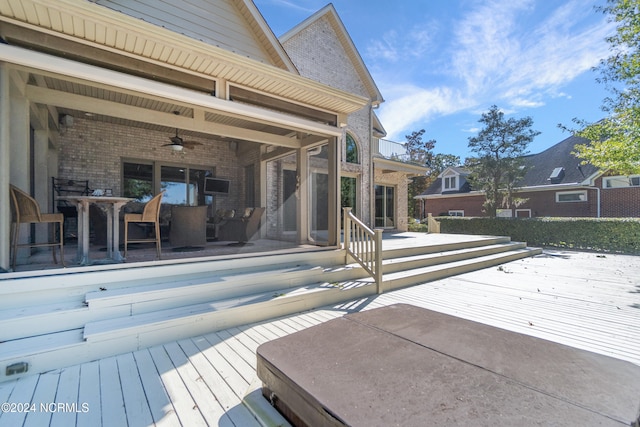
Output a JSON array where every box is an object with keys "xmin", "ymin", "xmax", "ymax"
[{"xmin": 343, "ymin": 208, "xmax": 383, "ymax": 294}]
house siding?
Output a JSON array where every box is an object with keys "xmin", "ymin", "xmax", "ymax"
[{"xmin": 92, "ymin": 0, "xmax": 276, "ymax": 65}]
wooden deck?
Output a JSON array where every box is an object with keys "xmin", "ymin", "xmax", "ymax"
[{"xmin": 1, "ymin": 249, "xmax": 638, "ymax": 426}]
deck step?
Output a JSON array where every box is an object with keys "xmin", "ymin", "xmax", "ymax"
[
  {"xmin": 383, "ymin": 247, "xmax": 542, "ymax": 292},
  {"xmin": 84, "ymin": 263, "xmax": 363, "ymax": 313},
  {"xmin": 380, "ymin": 242, "xmax": 526, "ymax": 274},
  {"xmin": 381, "ymin": 236, "xmax": 511, "ymax": 259},
  {"xmin": 0, "ymin": 236, "xmax": 542, "ymax": 383},
  {"xmin": 83, "ymin": 280, "xmax": 375, "ymax": 347}
]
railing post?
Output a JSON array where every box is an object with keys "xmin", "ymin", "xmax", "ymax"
[
  {"xmin": 374, "ymin": 229, "xmax": 383, "ymax": 294},
  {"xmin": 343, "ymin": 207, "xmax": 351, "ymax": 263},
  {"xmin": 427, "ymin": 213, "xmax": 440, "ymax": 233}
]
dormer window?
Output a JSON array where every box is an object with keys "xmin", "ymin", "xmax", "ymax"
[{"xmin": 443, "ymin": 176, "xmax": 457, "ymax": 191}]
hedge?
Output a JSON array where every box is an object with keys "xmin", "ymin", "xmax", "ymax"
[{"xmin": 433, "ymin": 217, "xmax": 640, "ymax": 254}]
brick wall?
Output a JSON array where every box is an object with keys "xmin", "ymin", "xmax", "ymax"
[
  {"xmin": 281, "ymin": 15, "xmax": 417, "ymax": 230},
  {"xmin": 424, "ymin": 184, "xmax": 639, "ymax": 218},
  {"xmin": 56, "ymin": 117, "xmax": 250, "ymax": 212}
]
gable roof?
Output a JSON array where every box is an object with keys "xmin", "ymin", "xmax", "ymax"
[
  {"xmin": 92, "ymin": 0, "xmax": 297, "ymax": 72},
  {"xmin": 279, "ymin": 3, "xmax": 384, "ymax": 106}
]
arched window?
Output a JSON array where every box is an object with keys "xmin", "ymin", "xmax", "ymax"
[{"xmin": 345, "ymin": 133, "xmax": 359, "ymax": 164}]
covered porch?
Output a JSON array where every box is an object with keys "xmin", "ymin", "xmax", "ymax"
[{"xmin": 0, "ymin": 10, "xmax": 369, "ymax": 272}]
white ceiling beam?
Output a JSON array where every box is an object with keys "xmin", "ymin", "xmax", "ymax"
[{"xmin": 26, "ymin": 85, "xmax": 301, "ymax": 148}]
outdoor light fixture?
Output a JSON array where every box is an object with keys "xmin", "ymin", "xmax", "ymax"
[{"xmin": 169, "ymin": 144, "xmax": 184, "ymax": 152}]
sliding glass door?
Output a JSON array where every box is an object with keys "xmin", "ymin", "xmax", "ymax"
[{"xmin": 375, "ymin": 184, "xmax": 395, "ymax": 228}]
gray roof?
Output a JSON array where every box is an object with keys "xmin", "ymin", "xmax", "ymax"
[
  {"xmin": 519, "ymin": 134, "xmax": 598, "ymax": 187},
  {"xmin": 420, "ymin": 134, "xmax": 599, "ymax": 197}
]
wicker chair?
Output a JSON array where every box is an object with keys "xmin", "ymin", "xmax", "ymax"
[
  {"xmin": 217, "ymin": 207, "xmax": 265, "ymax": 246},
  {"xmin": 124, "ymin": 192, "xmax": 164, "ymax": 259},
  {"xmin": 10, "ymin": 184, "xmax": 64, "ymax": 269}
]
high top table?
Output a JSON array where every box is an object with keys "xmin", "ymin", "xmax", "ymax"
[
  {"xmin": 57, "ymin": 196, "xmax": 133, "ymax": 265},
  {"xmin": 257, "ymin": 304, "xmax": 640, "ymax": 427}
]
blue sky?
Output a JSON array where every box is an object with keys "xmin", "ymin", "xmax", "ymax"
[{"xmin": 254, "ymin": 0, "xmax": 615, "ymax": 161}]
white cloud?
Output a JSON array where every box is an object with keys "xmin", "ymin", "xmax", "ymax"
[{"xmin": 369, "ymin": 0, "xmax": 614, "ymax": 141}]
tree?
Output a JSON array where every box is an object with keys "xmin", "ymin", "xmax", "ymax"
[
  {"xmin": 570, "ymin": 0, "xmax": 640, "ymax": 175},
  {"xmin": 467, "ymin": 105, "xmax": 540, "ymax": 217},
  {"xmin": 403, "ymin": 129, "xmax": 436, "ymax": 166},
  {"xmin": 403, "ymin": 130, "xmax": 437, "ymax": 218}
]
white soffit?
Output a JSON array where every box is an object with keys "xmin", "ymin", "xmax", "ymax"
[
  {"xmin": 0, "ymin": 0, "xmax": 367, "ymax": 115},
  {"xmin": 0, "ymin": 44, "xmax": 343, "ymax": 138}
]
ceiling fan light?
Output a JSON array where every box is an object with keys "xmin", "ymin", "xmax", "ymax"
[{"xmin": 170, "ymin": 144, "xmax": 184, "ymax": 152}]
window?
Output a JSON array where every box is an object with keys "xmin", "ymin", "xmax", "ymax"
[
  {"xmin": 443, "ymin": 175, "xmax": 457, "ymax": 191},
  {"xmin": 341, "ymin": 176, "xmax": 357, "ymax": 215},
  {"xmin": 604, "ymin": 175, "xmax": 640, "ymax": 188},
  {"xmin": 345, "ymin": 133, "xmax": 359, "ymax": 164},
  {"xmin": 123, "ymin": 161, "xmax": 213, "ymax": 208},
  {"xmin": 556, "ymin": 190, "xmax": 587, "ymax": 202},
  {"xmin": 448, "ymin": 210, "xmax": 464, "ymax": 217},
  {"xmin": 375, "ymin": 184, "xmax": 395, "ymax": 228}
]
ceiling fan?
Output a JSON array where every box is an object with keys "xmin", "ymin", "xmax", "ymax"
[{"xmin": 162, "ymin": 128, "xmax": 203, "ymax": 152}]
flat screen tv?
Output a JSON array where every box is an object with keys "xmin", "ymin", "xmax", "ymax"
[{"xmin": 204, "ymin": 177, "xmax": 230, "ymax": 195}]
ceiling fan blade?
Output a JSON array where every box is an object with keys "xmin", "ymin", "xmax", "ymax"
[{"xmin": 182, "ymin": 141, "xmax": 203, "ymax": 149}]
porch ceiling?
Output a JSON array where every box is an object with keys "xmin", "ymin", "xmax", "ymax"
[
  {"xmin": 33, "ymin": 73, "xmax": 296, "ymax": 144},
  {"xmin": 0, "ymin": 0, "xmax": 368, "ymax": 115},
  {"xmin": 2, "ymin": 43, "xmax": 340, "ymax": 148}
]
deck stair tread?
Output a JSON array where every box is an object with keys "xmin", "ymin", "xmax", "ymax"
[
  {"xmin": 0, "ymin": 301, "xmax": 85, "ymax": 322},
  {"xmin": 83, "ymin": 280, "xmax": 373, "ymax": 341},
  {"xmin": 0, "ymin": 330, "xmax": 83, "ymax": 360},
  {"xmin": 0, "ymin": 236, "xmax": 542, "ymax": 382},
  {"xmin": 378, "ymin": 242, "xmax": 526, "ymax": 272},
  {"xmin": 381, "ymin": 236, "xmax": 510, "ymax": 259},
  {"xmin": 384, "ymin": 247, "xmax": 540, "ymax": 281},
  {"xmin": 84, "ymin": 263, "xmax": 358, "ymax": 309}
]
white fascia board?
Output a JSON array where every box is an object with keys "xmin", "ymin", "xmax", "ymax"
[{"xmin": 0, "ymin": 44, "xmax": 343, "ymax": 138}]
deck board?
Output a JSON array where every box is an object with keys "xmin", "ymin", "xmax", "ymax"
[
  {"xmin": 132, "ymin": 348, "xmax": 180, "ymax": 426},
  {"xmin": 50, "ymin": 365, "xmax": 81, "ymax": 427},
  {"xmin": 98, "ymin": 358, "xmax": 128, "ymax": 427},
  {"xmin": 76, "ymin": 361, "xmax": 101, "ymax": 427},
  {"xmin": 1, "ymin": 250, "xmax": 639, "ymax": 426},
  {"xmin": 24, "ymin": 372, "xmax": 58, "ymax": 427}
]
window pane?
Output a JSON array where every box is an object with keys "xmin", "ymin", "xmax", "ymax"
[
  {"xmin": 385, "ymin": 186, "xmax": 395, "ymax": 227},
  {"xmin": 161, "ymin": 166, "xmax": 187, "ymax": 205},
  {"xmin": 123, "ymin": 162, "xmax": 153, "ymax": 202},
  {"xmin": 346, "ymin": 134, "xmax": 358, "ymax": 164}
]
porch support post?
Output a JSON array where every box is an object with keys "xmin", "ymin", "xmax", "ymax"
[
  {"xmin": 296, "ymin": 146, "xmax": 309, "ymax": 244},
  {"xmin": 9, "ymin": 70, "xmax": 30, "ymax": 267},
  {"xmin": 327, "ymin": 136, "xmax": 339, "ymax": 247},
  {"xmin": 0, "ymin": 63, "xmax": 10, "ymax": 270}
]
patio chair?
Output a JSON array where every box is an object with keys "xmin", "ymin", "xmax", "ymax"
[
  {"xmin": 10, "ymin": 184, "xmax": 65, "ymax": 269},
  {"xmin": 51, "ymin": 177, "xmax": 90, "ymax": 239},
  {"xmin": 124, "ymin": 192, "xmax": 164, "ymax": 259},
  {"xmin": 217, "ymin": 207, "xmax": 265, "ymax": 246}
]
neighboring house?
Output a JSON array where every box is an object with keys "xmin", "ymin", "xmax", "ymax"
[
  {"xmin": 417, "ymin": 135, "xmax": 640, "ymax": 218},
  {"xmin": 0, "ymin": 0, "xmax": 426, "ymax": 270}
]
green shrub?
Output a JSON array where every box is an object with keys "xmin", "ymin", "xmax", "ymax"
[
  {"xmin": 408, "ymin": 217, "xmax": 428, "ymax": 232},
  {"xmin": 435, "ymin": 217, "xmax": 640, "ymax": 254}
]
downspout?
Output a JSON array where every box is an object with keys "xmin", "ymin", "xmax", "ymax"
[
  {"xmin": 595, "ymin": 186, "xmax": 601, "ymax": 218},
  {"xmin": 0, "ymin": 63, "xmax": 10, "ymax": 271},
  {"xmin": 369, "ymin": 103, "xmax": 375, "ymax": 228}
]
